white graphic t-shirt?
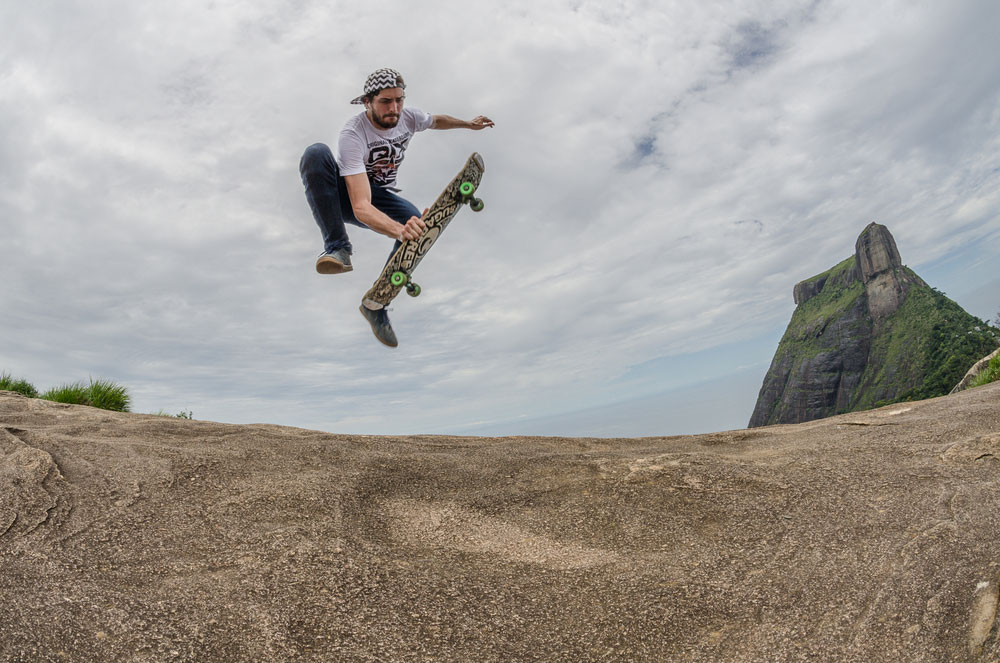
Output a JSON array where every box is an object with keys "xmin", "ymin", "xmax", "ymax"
[{"xmin": 336, "ymin": 108, "xmax": 434, "ymax": 191}]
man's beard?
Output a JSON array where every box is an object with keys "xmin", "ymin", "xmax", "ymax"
[{"xmin": 371, "ymin": 110, "xmax": 400, "ymax": 129}]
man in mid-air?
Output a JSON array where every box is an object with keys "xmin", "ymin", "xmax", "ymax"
[{"xmin": 299, "ymin": 68, "xmax": 494, "ymax": 347}]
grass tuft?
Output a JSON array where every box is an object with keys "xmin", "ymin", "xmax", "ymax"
[
  {"xmin": 151, "ymin": 409, "xmax": 195, "ymax": 419},
  {"xmin": 41, "ymin": 382, "xmax": 91, "ymax": 406},
  {"xmin": 40, "ymin": 378, "xmax": 132, "ymax": 412},
  {"xmin": 88, "ymin": 378, "xmax": 132, "ymax": 412},
  {"xmin": 0, "ymin": 372, "xmax": 39, "ymax": 398}
]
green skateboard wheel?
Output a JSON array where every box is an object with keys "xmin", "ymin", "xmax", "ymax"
[
  {"xmin": 406, "ymin": 282, "xmax": 421, "ymax": 297},
  {"xmin": 459, "ymin": 181, "xmax": 476, "ymax": 197},
  {"xmin": 390, "ymin": 271, "xmax": 409, "ymax": 287},
  {"xmin": 470, "ymin": 197, "xmax": 485, "ymax": 212}
]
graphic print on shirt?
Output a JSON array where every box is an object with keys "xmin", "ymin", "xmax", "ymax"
[
  {"xmin": 367, "ymin": 135, "xmax": 411, "ymax": 188},
  {"xmin": 337, "ymin": 108, "xmax": 433, "ymax": 189}
]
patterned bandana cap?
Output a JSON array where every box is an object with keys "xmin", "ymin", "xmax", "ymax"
[{"xmin": 350, "ymin": 68, "xmax": 406, "ymax": 105}]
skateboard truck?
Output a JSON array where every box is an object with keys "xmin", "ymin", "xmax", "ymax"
[
  {"xmin": 390, "ymin": 270, "xmax": 422, "ymax": 297},
  {"xmin": 459, "ymin": 181, "xmax": 485, "ymax": 212}
]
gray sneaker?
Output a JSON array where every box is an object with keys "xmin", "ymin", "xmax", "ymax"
[
  {"xmin": 316, "ymin": 248, "xmax": 353, "ymax": 274},
  {"xmin": 359, "ymin": 305, "xmax": 398, "ymax": 348}
]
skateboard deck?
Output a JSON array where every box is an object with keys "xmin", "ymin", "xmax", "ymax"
[{"xmin": 362, "ymin": 152, "xmax": 485, "ymax": 309}]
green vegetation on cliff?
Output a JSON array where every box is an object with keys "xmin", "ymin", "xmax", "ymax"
[
  {"xmin": 855, "ymin": 282, "xmax": 999, "ymax": 408},
  {"xmin": 780, "ymin": 257, "xmax": 863, "ymax": 352}
]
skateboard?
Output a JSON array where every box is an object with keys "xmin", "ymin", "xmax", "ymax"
[{"xmin": 362, "ymin": 152, "xmax": 485, "ymax": 310}]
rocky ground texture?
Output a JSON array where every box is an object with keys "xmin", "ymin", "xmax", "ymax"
[{"xmin": 3, "ymin": 385, "xmax": 1000, "ymax": 662}]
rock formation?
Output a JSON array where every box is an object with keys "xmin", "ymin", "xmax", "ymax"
[
  {"xmin": 5, "ymin": 387, "xmax": 1000, "ymax": 662},
  {"xmin": 952, "ymin": 347, "xmax": 1000, "ymax": 394},
  {"xmin": 749, "ymin": 223, "xmax": 998, "ymax": 427},
  {"xmin": 855, "ymin": 222, "xmax": 922, "ymax": 322}
]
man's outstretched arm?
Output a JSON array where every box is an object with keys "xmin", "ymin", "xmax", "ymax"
[{"xmin": 430, "ymin": 114, "xmax": 495, "ymax": 130}]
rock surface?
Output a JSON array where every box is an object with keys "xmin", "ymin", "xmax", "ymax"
[{"xmin": 4, "ymin": 387, "xmax": 1000, "ymax": 662}]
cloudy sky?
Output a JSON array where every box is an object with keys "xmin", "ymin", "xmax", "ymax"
[{"xmin": 2, "ymin": 1, "xmax": 998, "ymax": 437}]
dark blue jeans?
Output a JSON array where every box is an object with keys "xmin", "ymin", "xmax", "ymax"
[{"xmin": 299, "ymin": 143, "xmax": 419, "ymax": 260}]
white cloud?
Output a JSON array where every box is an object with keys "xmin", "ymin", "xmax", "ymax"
[{"xmin": 1, "ymin": 0, "xmax": 998, "ymax": 435}]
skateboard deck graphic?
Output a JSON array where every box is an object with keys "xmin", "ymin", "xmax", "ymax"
[{"xmin": 362, "ymin": 152, "xmax": 485, "ymax": 309}]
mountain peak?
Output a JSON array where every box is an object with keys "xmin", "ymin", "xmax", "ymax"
[
  {"xmin": 854, "ymin": 223, "xmax": 925, "ymax": 321},
  {"xmin": 855, "ymin": 222, "xmax": 902, "ymax": 279}
]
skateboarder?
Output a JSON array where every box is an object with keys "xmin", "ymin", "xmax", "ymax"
[{"xmin": 299, "ymin": 68, "xmax": 494, "ymax": 347}]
